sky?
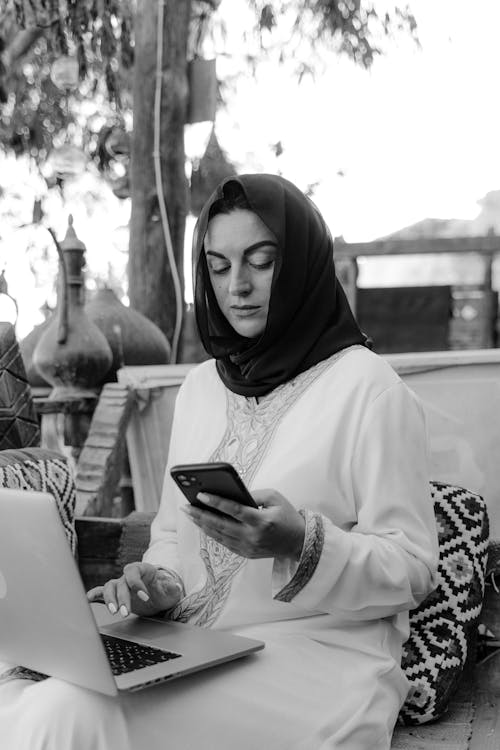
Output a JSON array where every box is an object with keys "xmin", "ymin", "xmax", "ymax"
[
  {"xmin": 2, "ymin": 0, "xmax": 500, "ymax": 335},
  {"xmin": 214, "ymin": 0, "xmax": 500, "ymax": 241}
]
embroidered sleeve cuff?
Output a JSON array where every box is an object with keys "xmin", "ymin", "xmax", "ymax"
[{"xmin": 273, "ymin": 509, "xmax": 325, "ymax": 602}]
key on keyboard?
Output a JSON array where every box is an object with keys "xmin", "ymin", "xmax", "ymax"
[{"xmin": 101, "ymin": 634, "xmax": 181, "ymax": 676}]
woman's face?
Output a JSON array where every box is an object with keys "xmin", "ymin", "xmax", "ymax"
[{"xmin": 204, "ymin": 209, "xmax": 278, "ymax": 338}]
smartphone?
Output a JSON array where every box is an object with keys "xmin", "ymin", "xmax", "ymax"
[{"xmin": 170, "ymin": 462, "xmax": 258, "ymax": 515}]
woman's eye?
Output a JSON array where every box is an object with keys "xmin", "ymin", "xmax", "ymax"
[
  {"xmin": 249, "ymin": 258, "xmax": 275, "ymax": 270},
  {"xmin": 208, "ymin": 264, "xmax": 230, "ymax": 275}
]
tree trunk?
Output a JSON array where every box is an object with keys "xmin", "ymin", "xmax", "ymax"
[{"xmin": 128, "ymin": 0, "xmax": 191, "ymax": 354}]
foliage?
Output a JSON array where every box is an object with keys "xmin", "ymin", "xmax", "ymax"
[
  {"xmin": 0, "ymin": 1, "xmax": 225, "ymax": 174},
  {"xmin": 0, "ymin": 0, "xmax": 135, "ymax": 174},
  {"xmin": 10, "ymin": 0, "xmax": 135, "ymax": 101},
  {"xmin": 0, "ymin": 0, "xmax": 418, "ymax": 168},
  {"xmin": 249, "ymin": 1, "xmax": 419, "ymax": 70}
]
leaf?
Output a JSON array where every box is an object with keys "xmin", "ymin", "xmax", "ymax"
[{"xmin": 259, "ymin": 4, "xmax": 276, "ymax": 32}]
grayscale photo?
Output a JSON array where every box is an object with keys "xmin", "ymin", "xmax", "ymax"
[{"xmin": 0, "ymin": 1, "xmax": 497, "ymax": 748}]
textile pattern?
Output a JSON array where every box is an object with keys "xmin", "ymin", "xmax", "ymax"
[
  {"xmin": 0, "ymin": 448, "xmax": 76, "ymax": 553},
  {"xmin": 0, "ymin": 448, "xmax": 76, "ymax": 686},
  {"xmin": 399, "ymin": 482, "xmax": 489, "ymax": 725},
  {"xmin": 274, "ymin": 509, "xmax": 325, "ymax": 603}
]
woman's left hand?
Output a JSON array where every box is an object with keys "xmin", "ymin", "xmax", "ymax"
[{"xmin": 180, "ymin": 490, "xmax": 305, "ymax": 561}]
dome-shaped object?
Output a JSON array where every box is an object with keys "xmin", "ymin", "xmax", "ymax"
[
  {"xmin": 20, "ymin": 318, "xmax": 52, "ymax": 387},
  {"xmin": 33, "ymin": 306, "xmax": 113, "ymax": 395},
  {"xmin": 85, "ymin": 287, "xmax": 171, "ymax": 381}
]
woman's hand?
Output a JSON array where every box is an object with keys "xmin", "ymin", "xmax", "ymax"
[
  {"xmin": 181, "ymin": 490, "xmax": 305, "ymax": 561},
  {"xmin": 87, "ymin": 562, "xmax": 183, "ymax": 618}
]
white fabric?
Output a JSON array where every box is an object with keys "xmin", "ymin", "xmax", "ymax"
[
  {"xmin": 0, "ymin": 347, "xmax": 439, "ymax": 750},
  {"xmin": 0, "ymin": 662, "xmax": 129, "ymax": 750}
]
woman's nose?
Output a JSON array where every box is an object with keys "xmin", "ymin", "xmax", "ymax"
[{"xmin": 229, "ymin": 266, "xmax": 251, "ymax": 296}]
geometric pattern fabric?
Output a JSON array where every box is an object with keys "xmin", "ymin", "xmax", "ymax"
[
  {"xmin": 0, "ymin": 448, "xmax": 76, "ymax": 552},
  {"xmin": 399, "ymin": 482, "xmax": 489, "ymax": 725},
  {"xmin": 0, "ymin": 448, "xmax": 77, "ymax": 687},
  {"xmin": 0, "ymin": 323, "xmax": 40, "ymax": 449}
]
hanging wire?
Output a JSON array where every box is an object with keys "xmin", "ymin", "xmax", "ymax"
[{"xmin": 153, "ymin": 0, "xmax": 184, "ymax": 363}]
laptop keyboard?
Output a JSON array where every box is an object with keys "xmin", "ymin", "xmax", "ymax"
[{"xmin": 101, "ymin": 634, "xmax": 181, "ymax": 676}]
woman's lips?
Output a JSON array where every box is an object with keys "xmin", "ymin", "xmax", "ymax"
[{"xmin": 230, "ymin": 306, "xmax": 260, "ymax": 317}]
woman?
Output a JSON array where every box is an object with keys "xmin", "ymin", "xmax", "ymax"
[{"xmin": 0, "ymin": 174, "xmax": 438, "ymax": 749}]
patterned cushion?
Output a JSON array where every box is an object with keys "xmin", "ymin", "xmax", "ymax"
[
  {"xmin": 0, "ymin": 448, "xmax": 76, "ymax": 553},
  {"xmin": 0, "ymin": 323, "xmax": 40, "ymax": 449},
  {"xmin": 0, "ymin": 447, "xmax": 77, "ymax": 686},
  {"xmin": 399, "ymin": 482, "xmax": 489, "ymax": 725}
]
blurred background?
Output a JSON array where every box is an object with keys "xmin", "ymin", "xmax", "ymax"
[{"xmin": 1, "ymin": 0, "xmax": 500, "ymax": 357}]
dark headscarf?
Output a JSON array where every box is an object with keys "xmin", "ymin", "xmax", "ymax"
[{"xmin": 193, "ymin": 173, "xmax": 366, "ymax": 397}]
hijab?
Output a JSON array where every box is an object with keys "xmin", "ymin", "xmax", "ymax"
[{"xmin": 193, "ymin": 173, "xmax": 367, "ymax": 397}]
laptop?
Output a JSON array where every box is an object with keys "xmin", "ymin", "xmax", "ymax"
[{"xmin": 0, "ymin": 488, "xmax": 264, "ymax": 696}]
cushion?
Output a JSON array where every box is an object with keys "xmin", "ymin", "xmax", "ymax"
[
  {"xmin": 0, "ymin": 323, "xmax": 40, "ymax": 449},
  {"xmin": 399, "ymin": 482, "xmax": 489, "ymax": 725},
  {"xmin": 0, "ymin": 447, "xmax": 76, "ymax": 553},
  {"xmin": 0, "ymin": 447, "xmax": 77, "ymax": 687}
]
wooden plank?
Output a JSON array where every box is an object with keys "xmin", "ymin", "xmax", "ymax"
[
  {"xmin": 34, "ymin": 395, "xmax": 98, "ymax": 415},
  {"xmin": 75, "ymin": 383, "xmax": 134, "ymax": 516},
  {"xmin": 75, "ymin": 516, "xmax": 124, "ymax": 591},
  {"xmin": 334, "ymin": 236, "xmax": 500, "ymax": 259},
  {"xmin": 117, "ymin": 511, "xmax": 155, "ymax": 568},
  {"xmin": 469, "ymin": 689, "xmax": 500, "ymax": 750}
]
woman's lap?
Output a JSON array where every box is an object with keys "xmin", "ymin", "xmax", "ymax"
[
  {"xmin": 0, "ymin": 661, "xmax": 129, "ymax": 750},
  {"xmin": 0, "ymin": 631, "xmax": 407, "ymax": 750},
  {"xmin": 122, "ymin": 631, "xmax": 407, "ymax": 750}
]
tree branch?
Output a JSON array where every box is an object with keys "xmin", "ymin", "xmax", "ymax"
[{"xmin": 3, "ymin": 26, "xmax": 44, "ymax": 68}]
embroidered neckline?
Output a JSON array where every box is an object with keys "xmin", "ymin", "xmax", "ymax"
[{"xmin": 243, "ymin": 345, "xmax": 363, "ymax": 410}]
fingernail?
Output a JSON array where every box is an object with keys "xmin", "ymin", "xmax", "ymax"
[
  {"xmin": 138, "ymin": 590, "xmax": 150, "ymax": 602},
  {"xmin": 108, "ymin": 603, "xmax": 117, "ymax": 614},
  {"xmin": 119, "ymin": 605, "xmax": 129, "ymax": 617},
  {"xmin": 197, "ymin": 492, "xmax": 211, "ymax": 504}
]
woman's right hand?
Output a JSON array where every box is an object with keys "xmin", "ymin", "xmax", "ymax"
[{"xmin": 87, "ymin": 562, "xmax": 183, "ymax": 618}]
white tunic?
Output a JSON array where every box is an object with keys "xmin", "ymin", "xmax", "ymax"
[
  {"xmin": 134, "ymin": 346, "xmax": 439, "ymax": 748},
  {"xmin": 0, "ymin": 346, "xmax": 439, "ymax": 750}
]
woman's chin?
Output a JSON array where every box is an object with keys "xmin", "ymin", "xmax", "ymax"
[{"xmin": 231, "ymin": 319, "xmax": 266, "ymax": 339}]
